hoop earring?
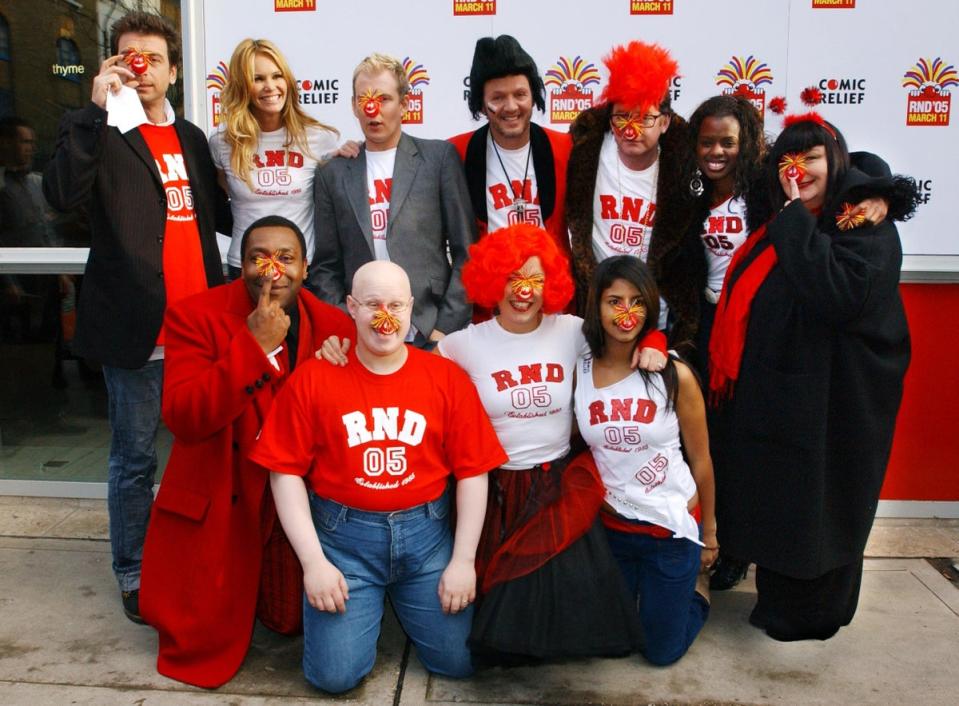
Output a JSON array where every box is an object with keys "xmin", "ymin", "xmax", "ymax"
[{"xmin": 688, "ymin": 168, "xmax": 704, "ymax": 198}]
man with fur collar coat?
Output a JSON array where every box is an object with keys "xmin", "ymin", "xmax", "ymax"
[{"xmin": 566, "ymin": 41, "xmax": 704, "ymax": 351}]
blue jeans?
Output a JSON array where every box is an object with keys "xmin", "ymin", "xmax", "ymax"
[
  {"xmin": 604, "ymin": 526, "xmax": 709, "ymax": 666},
  {"xmin": 304, "ymin": 492, "xmax": 473, "ymax": 694},
  {"xmin": 102, "ymin": 360, "xmax": 163, "ymax": 592}
]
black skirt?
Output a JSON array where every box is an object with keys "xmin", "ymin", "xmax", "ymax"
[
  {"xmin": 749, "ymin": 557, "xmax": 864, "ymax": 641},
  {"xmin": 469, "ymin": 519, "xmax": 642, "ymax": 661}
]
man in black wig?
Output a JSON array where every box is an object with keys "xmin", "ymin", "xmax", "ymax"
[{"xmin": 449, "ymin": 35, "xmax": 572, "ymax": 273}]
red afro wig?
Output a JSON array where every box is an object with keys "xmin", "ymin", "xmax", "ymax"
[
  {"xmin": 600, "ymin": 41, "xmax": 679, "ymax": 113},
  {"xmin": 461, "ymin": 223, "xmax": 574, "ymax": 314}
]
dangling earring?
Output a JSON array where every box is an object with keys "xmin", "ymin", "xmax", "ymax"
[{"xmin": 689, "ymin": 168, "xmax": 704, "ymax": 197}]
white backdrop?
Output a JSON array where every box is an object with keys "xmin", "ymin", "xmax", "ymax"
[{"xmin": 186, "ymin": 0, "xmax": 958, "ymax": 263}]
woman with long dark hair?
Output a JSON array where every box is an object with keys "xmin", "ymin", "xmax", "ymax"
[
  {"xmin": 707, "ymin": 114, "xmax": 919, "ymax": 641},
  {"xmin": 574, "ymin": 255, "xmax": 716, "ymax": 665}
]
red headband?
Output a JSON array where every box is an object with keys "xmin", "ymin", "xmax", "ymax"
[
  {"xmin": 770, "ymin": 86, "xmax": 837, "ymax": 139},
  {"xmin": 783, "ymin": 111, "xmax": 837, "ymax": 139}
]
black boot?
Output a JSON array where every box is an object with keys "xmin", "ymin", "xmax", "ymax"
[{"xmin": 709, "ymin": 555, "xmax": 749, "ymax": 590}]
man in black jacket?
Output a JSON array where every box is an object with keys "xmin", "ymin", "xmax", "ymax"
[{"xmin": 43, "ymin": 11, "xmax": 229, "ymax": 623}]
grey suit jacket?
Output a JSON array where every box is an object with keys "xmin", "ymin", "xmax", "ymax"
[{"xmin": 309, "ymin": 132, "xmax": 476, "ymax": 335}]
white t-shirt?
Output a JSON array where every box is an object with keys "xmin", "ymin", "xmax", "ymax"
[
  {"xmin": 438, "ymin": 314, "xmax": 587, "ymax": 469},
  {"xmin": 702, "ymin": 195, "xmax": 748, "ymax": 293},
  {"xmin": 591, "ymin": 133, "xmax": 668, "ymax": 328},
  {"xmin": 591, "ymin": 132, "xmax": 658, "ymax": 263},
  {"xmin": 574, "ymin": 355, "xmax": 700, "ymax": 544},
  {"xmin": 211, "ymin": 125, "xmax": 338, "ymax": 267},
  {"xmin": 485, "ymin": 136, "xmax": 542, "ymax": 231},
  {"xmin": 366, "ymin": 148, "xmax": 396, "ymax": 262}
]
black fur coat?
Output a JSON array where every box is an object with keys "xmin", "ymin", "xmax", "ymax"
[{"xmin": 566, "ymin": 104, "xmax": 705, "ymax": 352}]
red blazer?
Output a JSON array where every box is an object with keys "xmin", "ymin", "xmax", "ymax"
[
  {"xmin": 450, "ymin": 123, "xmax": 573, "ymax": 320},
  {"xmin": 449, "ymin": 122, "xmax": 571, "ymax": 252},
  {"xmin": 139, "ymin": 279, "xmax": 352, "ymax": 688}
]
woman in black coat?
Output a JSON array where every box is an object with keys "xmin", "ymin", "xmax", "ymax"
[{"xmin": 707, "ymin": 114, "xmax": 919, "ymax": 641}]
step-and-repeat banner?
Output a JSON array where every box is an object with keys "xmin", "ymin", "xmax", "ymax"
[{"xmin": 195, "ymin": 0, "xmax": 956, "ymax": 258}]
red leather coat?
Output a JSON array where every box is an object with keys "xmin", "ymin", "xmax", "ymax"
[{"xmin": 140, "ymin": 279, "xmax": 351, "ymax": 687}]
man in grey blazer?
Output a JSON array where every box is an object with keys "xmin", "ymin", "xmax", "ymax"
[{"xmin": 309, "ymin": 53, "xmax": 476, "ymax": 346}]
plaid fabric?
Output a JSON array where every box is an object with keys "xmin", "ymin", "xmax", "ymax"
[{"xmin": 256, "ymin": 511, "xmax": 303, "ymax": 635}]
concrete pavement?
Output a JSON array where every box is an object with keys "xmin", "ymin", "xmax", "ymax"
[{"xmin": 0, "ymin": 497, "xmax": 956, "ymax": 705}]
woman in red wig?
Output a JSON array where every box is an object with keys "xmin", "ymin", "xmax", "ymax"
[{"xmin": 437, "ymin": 223, "xmax": 665, "ymax": 662}]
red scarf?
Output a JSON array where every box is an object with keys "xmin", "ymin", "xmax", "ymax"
[{"xmin": 707, "ymin": 224, "xmax": 776, "ymax": 402}]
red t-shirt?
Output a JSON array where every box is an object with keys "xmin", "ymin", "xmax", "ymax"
[
  {"xmin": 250, "ymin": 347, "xmax": 508, "ymax": 512},
  {"xmin": 139, "ymin": 124, "xmax": 208, "ymax": 345}
]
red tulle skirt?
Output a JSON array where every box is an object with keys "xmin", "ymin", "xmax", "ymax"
[{"xmin": 471, "ymin": 450, "xmax": 641, "ymax": 659}]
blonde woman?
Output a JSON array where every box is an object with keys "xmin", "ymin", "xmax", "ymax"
[{"xmin": 212, "ymin": 39, "xmax": 347, "ymax": 277}]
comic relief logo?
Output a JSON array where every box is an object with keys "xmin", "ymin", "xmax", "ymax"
[
  {"xmin": 916, "ymin": 178, "xmax": 933, "ymax": 205},
  {"xmin": 401, "ymin": 58, "xmax": 430, "ymax": 124},
  {"xmin": 812, "ymin": 0, "xmax": 855, "ymax": 8},
  {"xmin": 297, "ymin": 77, "xmax": 339, "ymax": 106},
  {"xmin": 544, "ymin": 56, "xmax": 601, "ymax": 124},
  {"xmin": 630, "ymin": 0, "xmax": 674, "ymax": 14},
  {"xmin": 902, "ymin": 57, "xmax": 957, "ymax": 126},
  {"xmin": 206, "ymin": 61, "xmax": 228, "ymax": 128},
  {"xmin": 274, "ymin": 0, "xmax": 315, "ymax": 11},
  {"xmin": 812, "ymin": 76, "xmax": 866, "ymax": 105},
  {"xmin": 716, "ymin": 55, "xmax": 773, "ymax": 116},
  {"xmin": 668, "ymin": 75, "xmax": 682, "ymax": 103},
  {"xmin": 453, "ymin": 0, "xmax": 495, "ymax": 14}
]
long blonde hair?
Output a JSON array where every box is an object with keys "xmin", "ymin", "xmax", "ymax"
[{"xmin": 219, "ymin": 38, "xmax": 338, "ymax": 188}]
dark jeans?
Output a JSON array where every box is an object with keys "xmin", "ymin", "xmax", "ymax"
[
  {"xmin": 302, "ymin": 492, "xmax": 473, "ymax": 694},
  {"xmin": 604, "ymin": 526, "xmax": 709, "ymax": 666},
  {"xmin": 102, "ymin": 360, "xmax": 163, "ymax": 591}
]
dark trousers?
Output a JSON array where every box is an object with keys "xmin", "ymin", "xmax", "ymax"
[
  {"xmin": 750, "ymin": 557, "xmax": 864, "ymax": 642},
  {"xmin": 605, "ymin": 527, "xmax": 709, "ymax": 666}
]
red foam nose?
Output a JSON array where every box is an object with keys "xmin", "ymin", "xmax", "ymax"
[
  {"xmin": 623, "ymin": 127, "xmax": 637, "ymax": 140},
  {"xmin": 130, "ymin": 55, "xmax": 147, "ymax": 75},
  {"xmin": 364, "ymin": 102, "xmax": 380, "ymax": 118}
]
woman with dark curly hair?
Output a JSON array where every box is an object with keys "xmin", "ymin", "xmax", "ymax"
[{"xmin": 707, "ymin": 114, "xmax": 919, "ymax": 641}]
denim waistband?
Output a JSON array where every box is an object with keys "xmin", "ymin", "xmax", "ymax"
[{"xmin": 308, "ymin": 490, "xmax": 449, "ymax": 524}]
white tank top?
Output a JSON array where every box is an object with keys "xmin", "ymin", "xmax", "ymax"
[{"xmin": 574, "ymin": 355, "xmax": 701, "ymax": 544}]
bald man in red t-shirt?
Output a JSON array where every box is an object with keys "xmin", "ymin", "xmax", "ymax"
[{"xmin": 250, "ymin": 261, "xmax": 506, "ymax": 694}]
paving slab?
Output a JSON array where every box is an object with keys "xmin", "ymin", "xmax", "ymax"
[
  {"xmin": 1, "ymin": 513, "xmax": 958, "ymax": 705},
  {"xmin": 0, "ymin": 497, "xmax": 81, "ymax": 536},
  {"xmin": 406, "ymin": 560, "xmax": 958, "ymax": 706},
  {"xmin": 0, "ymin": 537, "xmax": 405, "ymax": 704}
]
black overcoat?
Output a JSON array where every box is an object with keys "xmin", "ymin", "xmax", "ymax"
[
  {"xmin": 713, "ymin": 167, "xmax": 913, "ymax": 579},
  {"xmin": 43, "ymin": 102, "xmax": 229, "ymax": 369}
]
